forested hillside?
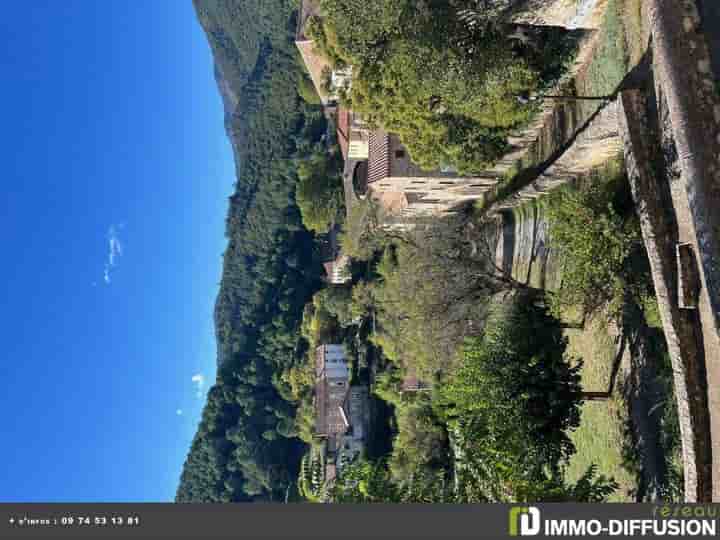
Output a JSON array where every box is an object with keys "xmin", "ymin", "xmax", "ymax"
[{"xmin": 176, "ymin": 0, "xmax": 322, "ymax": 502}]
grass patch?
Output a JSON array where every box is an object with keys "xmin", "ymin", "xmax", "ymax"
[
  {"xmin": 619, "ymin": 0, "xmax": 646, "ymax": 66},
  {"xmin": 580, "ymin": 0, "xmax": 630, "ymax": 100},
  {"xmin": 564, "ymin": 316, "xmax": 638, "ymax": 501}
]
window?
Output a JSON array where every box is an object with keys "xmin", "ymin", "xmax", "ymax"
[{"xmin": 395, "ymin": 150, "xmax": 405, "ymax": 158}]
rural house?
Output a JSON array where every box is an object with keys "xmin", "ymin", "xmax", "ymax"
[{"xmin": 313, "ymin": 344, "xmax": 369, "ymax": 484}]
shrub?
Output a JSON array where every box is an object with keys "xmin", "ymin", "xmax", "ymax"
[
  {"xmin": 297, "ymin": 74, "xmax": 321, "ymax": 105},
  {"xmin": 640, "ymin": 293, "xmax": 663, "ymax": 329},
  {"xmin": 546, "ymin": 165, "xmax": 638, "ymax": 317},
  {"xmin": 438, "ymin": 300, "xmax": 593, "ymax": 500}
]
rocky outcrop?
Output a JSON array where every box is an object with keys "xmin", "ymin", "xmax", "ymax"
[
  {"xmin": 213, "ymin": 61, "xmax": 240, "ymax": 120},
  {"xmin": 509, "ymin": 0, "xmax": 605, "ymax": 29}
]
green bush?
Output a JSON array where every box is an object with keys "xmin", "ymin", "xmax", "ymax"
[
  {"xmin": 640, "ymin": 293, "xmax": 663, "ymax": 329},
  {"xmin": 441, "ymin": 301, "xmax": 583, "ymax": 473},
  {"xmin": 317, "ymin": 0, "xmax": 583, "ymax": 172},
  {"xmin": 297, "ymin": 74, "xmax": 321, "ymax": 105},
  {"xmin": 546, "ymin": 165, "xmax": 638, "ymax": 317},
  {"xmin": 439, "ymin": 300, "xmax": 618, "ymax": 501},
  {"xmin": 295, "ymin": 148, "xmax": 344, "ymax": 233}
]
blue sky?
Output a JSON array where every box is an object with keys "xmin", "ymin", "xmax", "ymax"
[{"xmin": 0, "ymin": 2, "xmax": 232, "ymax": 501}]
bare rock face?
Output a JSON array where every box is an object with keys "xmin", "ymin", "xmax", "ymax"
[
  {"xmin": 508, "ymin": 0, "xmax": 603, "ymax": 29},
  {"xmin": 213, "ymin": 61, "xmax": 240, "ymax": 120}
]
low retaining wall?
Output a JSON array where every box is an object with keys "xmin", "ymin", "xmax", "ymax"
[
  {"xmin": 491, "ymin": 100, "xmax": 622, "ymax": 212},
  {"xmin": 619, "ymin": 89, "xmax": 713, "ymax": 503},
  {"xmin": 649, "ymin": 0, "xmax": 720, "ymax": 501}
]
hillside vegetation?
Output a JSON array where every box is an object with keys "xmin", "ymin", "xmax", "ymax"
[
  {"xmin": 179, "ymin": 0, "xmax": 678, "ymax": 505},
  {"xmin": 177, "ymin": 0, "xmax": 324, "ymax": 502}
]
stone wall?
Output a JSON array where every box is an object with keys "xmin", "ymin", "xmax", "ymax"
[
  {"xmin": 649, "ymin": 0, "xmax": 720, "ymax": 501},
  {"xmin": 491, "ymin": 100, "xmax": 622, "ymax": 212},
  {"xmin": 619, "ymin": 89, "xmax": 713, "ymax": 503}
]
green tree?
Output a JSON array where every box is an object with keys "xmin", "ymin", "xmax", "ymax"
[
  {"xmin": 329, "ymin": 457, "xmax": 615, "ymax": 503},
  {"xmin": 339, "ymin": 198, "xmax": 392, "ymax": 260},
  {"xmin": 297, "ymin": 72, "xmax": 322, "ymax": 105},
  {"xmin": 178, "ymin": 0, "xmax": 320, "ymax": 503},
  {"xmin": 436, "ymin": 299, "xmax": 599, "ymax": 501},
  {"xmin": 546, "ymin": 163, "xmax": 639, "ymax": 317},
  {"xmin": 317, "ymin": 0, "xmax": 583, "ymax": 172},
  {"xmin": 295, "ymin": 149, "xmax": 344, "ymax": 233},
  {"xmin": 358, "ymin": 213, "xmax": 529, "ymax": 377}
]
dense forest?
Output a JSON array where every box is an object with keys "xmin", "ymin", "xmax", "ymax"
[{"xmin": 176, "ymin": 0, "xmax": 326, "ymax": 502}]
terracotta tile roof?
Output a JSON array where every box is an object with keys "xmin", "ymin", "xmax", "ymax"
[{"xmin": 367, "ymin": 129, "xmax": 390, "ymax": 184}]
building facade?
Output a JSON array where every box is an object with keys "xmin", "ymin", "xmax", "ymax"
[
  {"xmin": 313, "ymin": 344, "xmax": 368, "ymax": 491},
  {"xmin": 362, "ymin": 129, "xmax": 499, "ymax": 217},
  {"xmin": 314, "ymin": 345, "xmax": 350, "ymax": 448}
]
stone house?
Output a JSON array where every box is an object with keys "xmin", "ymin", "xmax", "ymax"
[
  {"xmin": 313, "ymin": 344, "xmax": 369, "ymax": 486},
  {"xmin": 359, "ymin": 128, "xmax": 499, "ymax": 218},
  {"xmin": 314, "ymin": 345, "xmax": 350, "ymax": 452},
  {"xmin": 336, "ymin": 107, "xmax": 369, "ymax": 161},
  {"xmin": 315, "ymin": 378, "xmax": 350, "ymax": 450},
  {"xmin": 295, "ymin": 0, "xmax": 496, "ymax": 221}
]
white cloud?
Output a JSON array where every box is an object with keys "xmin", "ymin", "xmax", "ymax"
[
  {"xmin": 102, "ymin": 224, "xmax": 124, "ymax": 285},
  {"xmin": 192, "ymin": 373, "xmax": 206, "ymax": 399}
]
